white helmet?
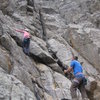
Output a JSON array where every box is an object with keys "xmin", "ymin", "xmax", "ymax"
[{"xmin": 25, "ymin": 28, "xmax": 29, "ymax": 32}]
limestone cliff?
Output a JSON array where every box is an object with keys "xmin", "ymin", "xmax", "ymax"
[{"xmin": 0, "ymin": 0, "xmax": 100, "ymax": 100}]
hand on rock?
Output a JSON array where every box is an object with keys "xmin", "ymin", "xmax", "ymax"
[{"xmin": 64, "ymin": 70, "xmax": 67, "ymax": 74}]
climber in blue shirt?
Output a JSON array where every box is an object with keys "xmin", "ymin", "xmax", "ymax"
[
  {"xmin": 64, "ymin": 56, "xmax": 88, "ymax": 100},
  {"xmin": 70, "ymin": 57, "xmax": 83, "ymax": 77}
]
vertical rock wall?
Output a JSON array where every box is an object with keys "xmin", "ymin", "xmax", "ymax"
[{"xmin": 0, "ymin": 0, "xmax": 100, "ymax": 100}]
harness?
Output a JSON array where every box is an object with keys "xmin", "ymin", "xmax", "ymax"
[{"xmin": 73, "ymin": 72, "xmax": 87, "ymax": 85}]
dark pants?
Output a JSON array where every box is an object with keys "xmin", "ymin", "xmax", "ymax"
[
  {"xmin": 22, "ymin": 38, "xmax": 30, "ymax": 55},
  {"xmin": 70, "ymin": 77, "xmax": 88, "ymax": 100}
]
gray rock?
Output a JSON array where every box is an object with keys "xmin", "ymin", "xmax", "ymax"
[
  {"xmin": 0, "ymin": 0, "xmax": 100, "ymax": 100},
  {"xmin": 0, "ymin": 47, "xmax": 11, "ymax": 73},
  {"xmin": 36, "ymin": 63, "xmax": 72, "ymax": 100},
  {"xmin": 48, "ymin": 63, "xmax": 64, "ymax": 74},
  {"xmin": 0, "ymin": 33, "xmax": 17, "ymax": 53},
  {"xmin": 86, "ymin": 77, "xmax": 97, "ymax": 92},
  {"xmin": 0, "ymin": 22, "xmax": 3, "ymax": 36},
  {"xmin": 0, "ymin": 0, "xmax": 9, "ymax": 13},
  {"xmin": 0, "ymin": 33, "xmax": 40, "ymax": 92},
  {"xmin": 0, "ymin": 67, "xmax": 37, "ymax": 100},
  {"xmin": 48, "ymin": 38, "xmax": 73, "ymax": 67},
  {"xmin": 30, "ymin": 40, "xmax": 55, "ymax": 64},
  {"xmin": 64, "ymin": 24, "xmax": 100, "ymax": 71},
  {"xmin": 85, "ymin": 77, "xmax": 97, "ymax": 100},
  {"xmin": 32, "ymin": 36, "xmax": 48, "ymax": 51},
  {"xmin": 0, "ymin": 0, "xmax": 27, "ymax": 15}
]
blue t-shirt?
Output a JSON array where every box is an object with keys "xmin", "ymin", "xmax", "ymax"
[{"xmin": 70, "ymin": 60, "xmax": 83, "ymax": 76}]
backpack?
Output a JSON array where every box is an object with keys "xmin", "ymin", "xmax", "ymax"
[{"xmin": 82, "ymin": 77, "xmax": 87, "ymax": 85}]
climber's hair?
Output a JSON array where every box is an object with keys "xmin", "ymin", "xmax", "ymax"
[{"xmin": 74, "ymin": 56, "xmax": 78, "ymax": 60}]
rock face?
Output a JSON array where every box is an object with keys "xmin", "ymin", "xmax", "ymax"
[
  {"xmin": 48, "ymin": 38, "xmax": 73, "ymax": 67},
  {"xmin": 0, "ymin": 0, "xmax": 100, "ymax": 100},
  {"xmin": 0, "ymin": 68, "xmax": 37, "ymax": 100},
  {"xmin": 63, "ymin": 24, "xmax": 100, "ymax": 72}
]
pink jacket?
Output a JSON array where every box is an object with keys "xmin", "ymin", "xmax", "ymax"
[{"xmin": 16, "ymin": 30, "xmax": 30, "ymax": 38}]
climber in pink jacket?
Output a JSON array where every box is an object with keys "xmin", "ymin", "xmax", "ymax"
[{"xmin": 15, "ymin": 28, "xmax": 31, "ymax": 55}]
